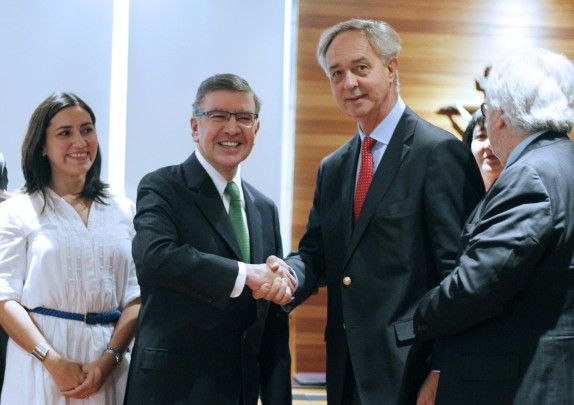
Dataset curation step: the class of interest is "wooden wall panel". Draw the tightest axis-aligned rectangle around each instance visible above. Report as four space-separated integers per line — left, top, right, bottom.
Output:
291 0 574 374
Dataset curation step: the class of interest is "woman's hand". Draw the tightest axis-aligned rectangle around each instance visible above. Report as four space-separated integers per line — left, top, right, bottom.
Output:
42 350 86 393
62 355 116 399
60 355 117 399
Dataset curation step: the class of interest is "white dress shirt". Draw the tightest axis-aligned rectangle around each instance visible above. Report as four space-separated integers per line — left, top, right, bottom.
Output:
195 150 247 297
355 97 406 190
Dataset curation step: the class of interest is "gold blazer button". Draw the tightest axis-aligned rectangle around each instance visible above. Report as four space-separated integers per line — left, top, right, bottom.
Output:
343 276 352 286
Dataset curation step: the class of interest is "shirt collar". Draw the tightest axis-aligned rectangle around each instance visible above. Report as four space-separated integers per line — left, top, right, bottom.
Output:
504 129 548 169
195 150 243 199
358 96 406 144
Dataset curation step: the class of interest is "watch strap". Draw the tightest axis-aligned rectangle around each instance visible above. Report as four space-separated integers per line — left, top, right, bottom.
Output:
104 347 123 364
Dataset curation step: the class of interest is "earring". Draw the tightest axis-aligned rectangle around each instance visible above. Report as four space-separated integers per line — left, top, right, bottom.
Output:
42 152 46 157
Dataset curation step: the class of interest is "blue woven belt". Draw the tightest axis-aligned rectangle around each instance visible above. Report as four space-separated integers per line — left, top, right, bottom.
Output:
28 307 121 325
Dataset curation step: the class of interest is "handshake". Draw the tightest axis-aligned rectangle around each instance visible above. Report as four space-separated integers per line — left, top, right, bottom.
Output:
245 256 297 306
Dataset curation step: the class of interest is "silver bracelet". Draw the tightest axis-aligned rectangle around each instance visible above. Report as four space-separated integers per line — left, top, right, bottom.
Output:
32 342 52 362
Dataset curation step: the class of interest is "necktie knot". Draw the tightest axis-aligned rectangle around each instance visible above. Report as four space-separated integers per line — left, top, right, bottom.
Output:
362 136 376 151
225 181 241 201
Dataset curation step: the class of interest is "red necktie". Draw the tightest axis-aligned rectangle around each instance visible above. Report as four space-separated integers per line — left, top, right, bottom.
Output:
354 136 376 223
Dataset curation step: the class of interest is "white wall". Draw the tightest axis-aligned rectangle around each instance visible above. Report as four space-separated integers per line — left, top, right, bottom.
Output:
124 0 288 206
0 0 114 193
0 0 293 250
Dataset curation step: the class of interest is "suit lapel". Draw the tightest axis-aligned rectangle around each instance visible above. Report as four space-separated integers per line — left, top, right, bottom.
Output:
243 182 271 319
338 139 360 250
243 183 263 265
184 154 267 323
343 109 414 269
183 154 243 261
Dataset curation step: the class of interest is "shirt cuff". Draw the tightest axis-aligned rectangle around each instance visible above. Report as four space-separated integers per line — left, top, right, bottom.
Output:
231 261 246 297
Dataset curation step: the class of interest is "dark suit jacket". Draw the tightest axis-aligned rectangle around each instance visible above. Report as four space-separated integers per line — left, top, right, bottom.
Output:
414 131 574 405
124 153 291 405
286 107 484 405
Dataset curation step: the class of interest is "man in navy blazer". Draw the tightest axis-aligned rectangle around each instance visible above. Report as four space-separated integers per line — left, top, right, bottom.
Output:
414 48 574 405
284 19 485 405
124 74 295 405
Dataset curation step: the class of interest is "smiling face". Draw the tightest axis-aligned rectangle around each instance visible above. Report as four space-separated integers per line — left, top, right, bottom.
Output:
470 120 503 190
325 29 398 134
43 106 98 185
190 90 259 180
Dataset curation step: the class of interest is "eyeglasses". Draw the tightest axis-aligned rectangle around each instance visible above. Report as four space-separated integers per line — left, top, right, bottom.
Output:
196 111 258 128
480 102 488 119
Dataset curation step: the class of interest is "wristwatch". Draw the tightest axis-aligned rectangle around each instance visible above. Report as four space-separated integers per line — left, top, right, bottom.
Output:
32 342 52 362
104 347 123 364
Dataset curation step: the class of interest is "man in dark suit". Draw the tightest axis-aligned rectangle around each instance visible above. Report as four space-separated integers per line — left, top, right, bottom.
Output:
124 74 295 405
283 19 484 405
414 48 574 405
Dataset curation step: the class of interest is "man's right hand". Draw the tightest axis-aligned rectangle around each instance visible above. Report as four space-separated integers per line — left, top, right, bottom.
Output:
245 256 296 305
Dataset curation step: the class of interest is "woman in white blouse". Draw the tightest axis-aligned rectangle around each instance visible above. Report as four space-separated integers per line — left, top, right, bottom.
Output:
0 92 141 404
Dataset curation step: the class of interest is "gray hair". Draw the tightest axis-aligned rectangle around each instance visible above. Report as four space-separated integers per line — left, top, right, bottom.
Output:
486 48 574 135
192 73 262 115
316 18 402 88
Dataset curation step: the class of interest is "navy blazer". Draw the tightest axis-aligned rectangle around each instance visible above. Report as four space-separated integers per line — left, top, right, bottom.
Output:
124 153 291 405
415 132 574 404
287 107 484 405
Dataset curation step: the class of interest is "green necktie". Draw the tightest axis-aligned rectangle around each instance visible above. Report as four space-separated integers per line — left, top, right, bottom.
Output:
225 182 251 263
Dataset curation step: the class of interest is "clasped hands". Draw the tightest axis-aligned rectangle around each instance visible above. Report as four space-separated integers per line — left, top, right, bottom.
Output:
43 349 116 400
245 256 296 305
